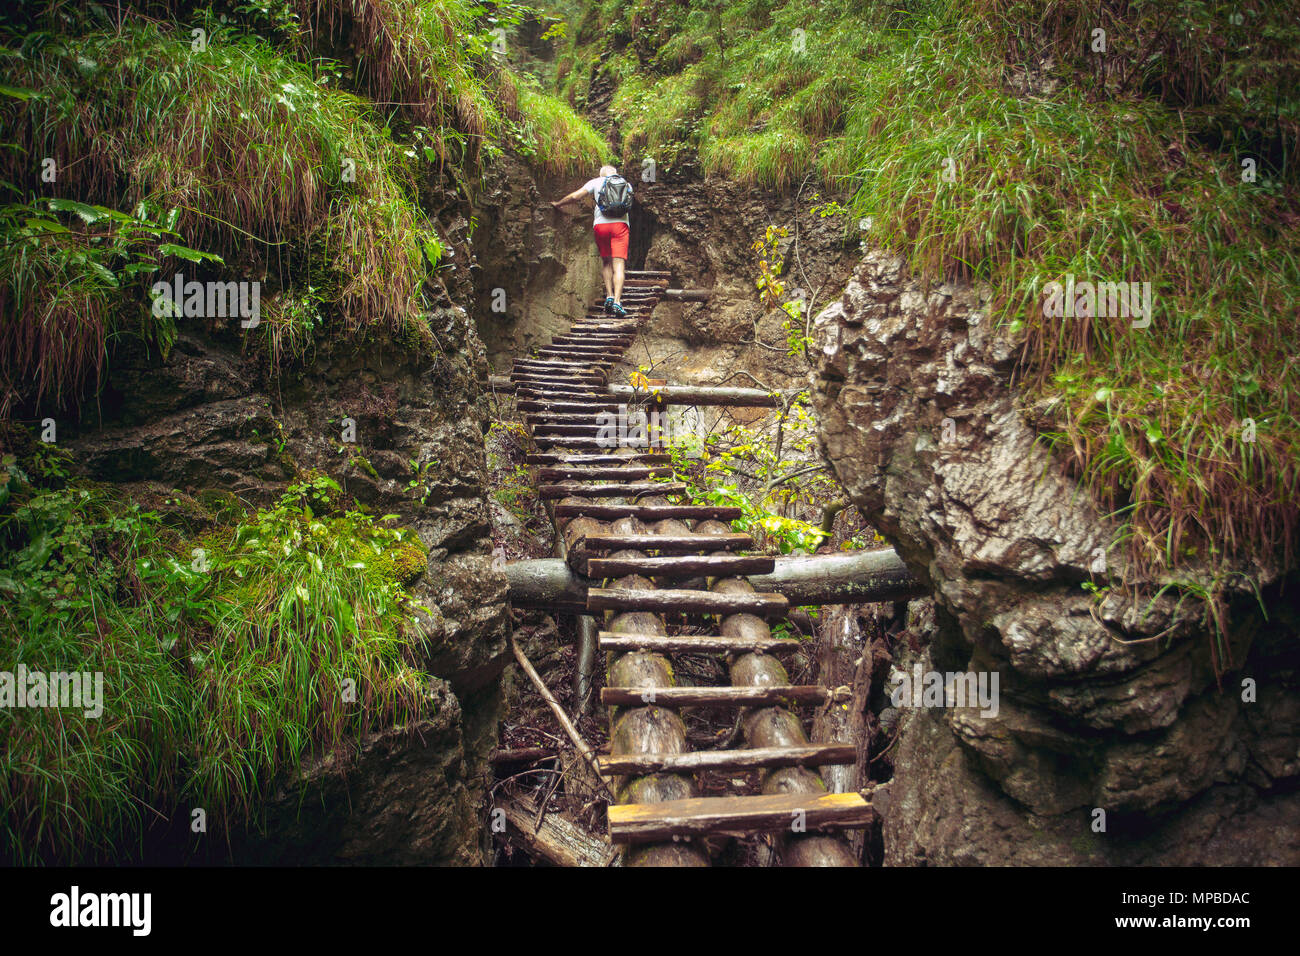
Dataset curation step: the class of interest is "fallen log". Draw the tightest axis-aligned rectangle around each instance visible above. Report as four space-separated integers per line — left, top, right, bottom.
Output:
504 549 924 610
488 378 780 407
495 794 619 867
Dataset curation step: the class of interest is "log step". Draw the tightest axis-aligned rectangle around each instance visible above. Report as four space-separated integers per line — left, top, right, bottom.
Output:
531 423 612 435
598 743 854 776
535 466 672 480
587 554 775 578
607 792 872 844
538 481 687 500
598 632 799 654
580 533 754 553
555 504 741 521
526 453 671 465
626 269 672 278
518 401 623 414
601 684 831 707
587 587 788 616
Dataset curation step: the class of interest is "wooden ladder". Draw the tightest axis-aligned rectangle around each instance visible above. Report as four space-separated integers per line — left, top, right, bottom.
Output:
508 270 868 866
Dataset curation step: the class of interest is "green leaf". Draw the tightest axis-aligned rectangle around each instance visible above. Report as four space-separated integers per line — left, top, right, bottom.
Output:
158 242 224 264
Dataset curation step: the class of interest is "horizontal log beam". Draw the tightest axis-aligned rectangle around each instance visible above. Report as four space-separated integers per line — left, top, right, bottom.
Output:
587 554 776 578
597 632 800 654
597 743 854 775
607 792 872 844
504 548 924 610
662 289 713 302
588 587 788 616
601 684 834 707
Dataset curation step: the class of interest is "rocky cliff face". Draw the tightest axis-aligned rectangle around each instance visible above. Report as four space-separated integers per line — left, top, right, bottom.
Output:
810 250 1300 865
62 212 509 867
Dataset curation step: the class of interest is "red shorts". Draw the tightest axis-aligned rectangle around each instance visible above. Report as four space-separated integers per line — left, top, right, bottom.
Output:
593 222 629 260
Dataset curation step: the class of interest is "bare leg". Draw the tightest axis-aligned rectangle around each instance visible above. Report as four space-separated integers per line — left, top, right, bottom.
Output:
613 257 626 303
601 257 614 298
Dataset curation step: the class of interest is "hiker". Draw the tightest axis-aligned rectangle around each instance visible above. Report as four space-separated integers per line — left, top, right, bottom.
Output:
551 165 634 317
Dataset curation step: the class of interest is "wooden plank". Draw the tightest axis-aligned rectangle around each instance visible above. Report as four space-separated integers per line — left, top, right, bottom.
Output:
526 453 671 465
597 632 800 654
554 504 741 521
535 466 671 480
607 792 872 843
598 744 855 776
601 684 830 707
539 481 687 499
587 554 775 578
626 270 672 278
587 587 788 616
531 423 612 435
581 533 754 553
518 401 623 414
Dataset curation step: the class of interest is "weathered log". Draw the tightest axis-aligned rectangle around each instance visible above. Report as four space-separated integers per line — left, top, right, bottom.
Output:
539 481 687 500
597 743 855 775
525 452 670 465
587 554 775 579
588 587 788 616
607 792 873 844
597 631 800 655
606 384 779 407
504 549 923 610
535 466 672 481
553 503 742 521
661 288 713 302
496 794 619 867
579 532 755 554
601 684 837 707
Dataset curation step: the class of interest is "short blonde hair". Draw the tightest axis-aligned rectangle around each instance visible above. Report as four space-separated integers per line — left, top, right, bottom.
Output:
599 165 617 177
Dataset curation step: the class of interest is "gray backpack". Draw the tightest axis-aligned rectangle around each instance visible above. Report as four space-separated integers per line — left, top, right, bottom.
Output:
596 175 634 216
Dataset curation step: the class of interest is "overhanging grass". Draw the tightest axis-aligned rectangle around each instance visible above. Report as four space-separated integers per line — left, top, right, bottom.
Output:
515 86 613 175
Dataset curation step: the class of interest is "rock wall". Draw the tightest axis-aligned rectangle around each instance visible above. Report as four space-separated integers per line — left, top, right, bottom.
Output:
810 250 1300 865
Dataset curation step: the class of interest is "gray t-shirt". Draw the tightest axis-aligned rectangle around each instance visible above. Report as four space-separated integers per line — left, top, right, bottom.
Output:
584 176 630 226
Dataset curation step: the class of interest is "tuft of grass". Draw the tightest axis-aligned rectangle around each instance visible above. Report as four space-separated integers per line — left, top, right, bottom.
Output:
0 458 433 864
514 85 613 175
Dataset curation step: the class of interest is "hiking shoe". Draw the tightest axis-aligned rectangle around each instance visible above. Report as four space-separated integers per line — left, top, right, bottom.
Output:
603 296 615 313
610 301 628 318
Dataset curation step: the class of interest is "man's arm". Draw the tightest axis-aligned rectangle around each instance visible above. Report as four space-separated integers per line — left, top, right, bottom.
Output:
551 185 590 209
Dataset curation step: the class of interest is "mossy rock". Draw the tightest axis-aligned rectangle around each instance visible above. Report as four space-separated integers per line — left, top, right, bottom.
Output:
368 535 429 586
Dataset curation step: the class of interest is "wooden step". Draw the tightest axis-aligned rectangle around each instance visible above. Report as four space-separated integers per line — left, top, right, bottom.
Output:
534 466 672 480
554 503 741 521
536 343 625 353
626 270 672 279
533 436 659 448
598 743 854 776
538 481 687 500
527 453 671 466
598 632 800 654
531 423 611 435
623 278 670 288
587 587 788 616
580 533 753 553
526 413 611 425
513 374 606 386
601 684 831 707
607 792 872 844
518 401 622 414
586 554 775 578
